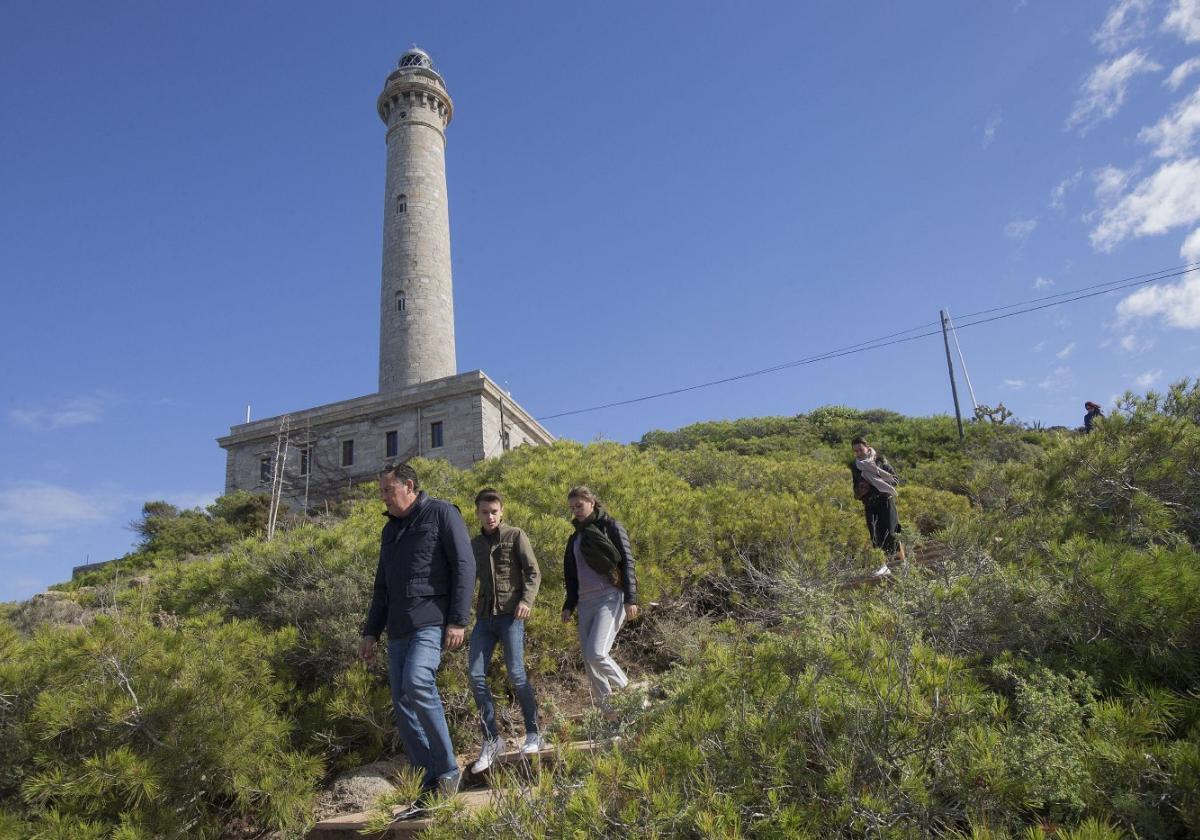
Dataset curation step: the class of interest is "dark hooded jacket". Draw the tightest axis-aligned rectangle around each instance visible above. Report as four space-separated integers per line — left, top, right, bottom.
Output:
562 507 638 614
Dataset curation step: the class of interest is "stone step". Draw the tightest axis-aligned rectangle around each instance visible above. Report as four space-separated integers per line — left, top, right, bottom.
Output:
307 739 617 839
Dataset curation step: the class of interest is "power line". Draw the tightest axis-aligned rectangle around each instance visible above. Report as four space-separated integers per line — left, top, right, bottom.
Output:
535 262 1199 422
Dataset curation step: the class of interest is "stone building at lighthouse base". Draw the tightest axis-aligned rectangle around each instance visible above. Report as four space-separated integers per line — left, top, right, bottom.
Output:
217 371 554 511
217 48 554 510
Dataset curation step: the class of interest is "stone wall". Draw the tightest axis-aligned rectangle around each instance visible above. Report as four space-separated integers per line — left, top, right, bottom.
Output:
218 372 553 510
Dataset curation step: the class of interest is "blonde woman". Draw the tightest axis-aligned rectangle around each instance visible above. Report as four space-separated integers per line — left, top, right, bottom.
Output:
560 486 638 715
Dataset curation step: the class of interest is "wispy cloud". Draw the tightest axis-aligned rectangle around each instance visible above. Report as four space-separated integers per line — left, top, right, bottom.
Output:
1119 332 1154 352
0 482 112 531
1067 49 1161 133
1050 171 1083 209
9 394 111 431
1093 165 1134 203
1039 366 1074 392
1164 0 1200 43
150 491 220 512
1117 273 1200 327
1034 276 1055 289
1134 368 1164 388
1005 218 1038 240
1057 341 1077 358
1182 226 1200 260
1165 57 1200 90
1003 378 1027 389
1138 86 1200 158
1095 0 1154 53
1091 157 1200 250
1032 340 1046 352
982 108 1003 149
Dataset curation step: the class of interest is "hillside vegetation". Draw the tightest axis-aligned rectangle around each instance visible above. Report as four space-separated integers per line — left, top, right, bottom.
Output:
1 383 1198 839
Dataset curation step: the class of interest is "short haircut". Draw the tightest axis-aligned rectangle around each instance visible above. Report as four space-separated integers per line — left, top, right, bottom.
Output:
568 485 599 505
475 488 504 508
380 461 420 490
851 436 869 447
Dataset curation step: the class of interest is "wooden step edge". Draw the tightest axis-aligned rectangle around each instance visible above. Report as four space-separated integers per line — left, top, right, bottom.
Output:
466 737 619 779
308 741 619 838
308 789 493 839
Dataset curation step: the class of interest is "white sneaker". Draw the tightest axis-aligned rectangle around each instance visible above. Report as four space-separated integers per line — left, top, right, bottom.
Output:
521 733 543 754
872 564 891 577
470 738 503 773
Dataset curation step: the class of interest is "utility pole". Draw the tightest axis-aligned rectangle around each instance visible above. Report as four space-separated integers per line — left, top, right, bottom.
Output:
940 309 965 442
945 309 978 412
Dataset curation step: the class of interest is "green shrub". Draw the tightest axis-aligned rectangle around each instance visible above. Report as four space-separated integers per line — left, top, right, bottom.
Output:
0 614 320 838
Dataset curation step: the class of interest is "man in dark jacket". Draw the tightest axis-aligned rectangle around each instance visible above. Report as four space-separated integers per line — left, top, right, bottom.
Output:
359 462 474 814
467 488 542 772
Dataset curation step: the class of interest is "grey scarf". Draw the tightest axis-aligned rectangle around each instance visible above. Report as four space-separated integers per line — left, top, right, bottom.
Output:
856 448 898 497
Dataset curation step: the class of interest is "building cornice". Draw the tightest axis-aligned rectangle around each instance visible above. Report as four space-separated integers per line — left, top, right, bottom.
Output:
217 371 554 448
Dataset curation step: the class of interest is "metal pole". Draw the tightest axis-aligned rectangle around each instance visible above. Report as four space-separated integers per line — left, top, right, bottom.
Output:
945 309 978 411
941 309 965 442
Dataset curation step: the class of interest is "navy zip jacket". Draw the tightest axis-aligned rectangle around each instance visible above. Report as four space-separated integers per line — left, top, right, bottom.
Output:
363 491 476 640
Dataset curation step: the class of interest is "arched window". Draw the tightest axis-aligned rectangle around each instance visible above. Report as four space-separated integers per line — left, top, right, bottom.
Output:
396 194 407 214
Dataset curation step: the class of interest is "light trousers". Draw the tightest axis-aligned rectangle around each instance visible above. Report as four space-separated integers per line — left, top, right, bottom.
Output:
577 588 629 705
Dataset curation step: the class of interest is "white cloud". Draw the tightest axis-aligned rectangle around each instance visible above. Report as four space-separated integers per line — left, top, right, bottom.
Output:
1067 50 1162 132
1119 332 1155 352
1003 378 1027 389
1005 218 1038 240
1135 368 1164 387
0 482 111 531
154 491 220 512
1091 157 1200 250
1165 57 1200 90
1164 0 1200 42
1034 276 1055 289
1093 165 1134 203
1181 226 1200 260
1033 340 1046 352
1050 171 1084 209
1095 0 1154 53
1057 341 1077 358
1117 272 1200 327
982 108 1003 148
1138 86 1200 157
1039 366 1074 392
8 395 109 431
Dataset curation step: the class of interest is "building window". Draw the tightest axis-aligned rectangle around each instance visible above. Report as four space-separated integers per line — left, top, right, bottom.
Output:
259 456 272 483
385 430 398 458
341 440 354 467
396 194 407 214
396 296 406 312
299 447 310 477
430 421 444 449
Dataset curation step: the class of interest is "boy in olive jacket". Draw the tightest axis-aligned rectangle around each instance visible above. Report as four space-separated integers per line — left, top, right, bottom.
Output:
467 488 542 771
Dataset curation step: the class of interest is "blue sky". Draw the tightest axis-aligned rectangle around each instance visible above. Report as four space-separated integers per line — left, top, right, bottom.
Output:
3 1 1199 601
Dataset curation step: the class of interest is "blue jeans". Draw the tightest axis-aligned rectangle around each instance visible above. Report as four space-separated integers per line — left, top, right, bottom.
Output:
387 626 458 788
467 613 539 739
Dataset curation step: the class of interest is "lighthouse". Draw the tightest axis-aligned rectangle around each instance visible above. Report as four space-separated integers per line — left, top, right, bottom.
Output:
377 48 457 392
